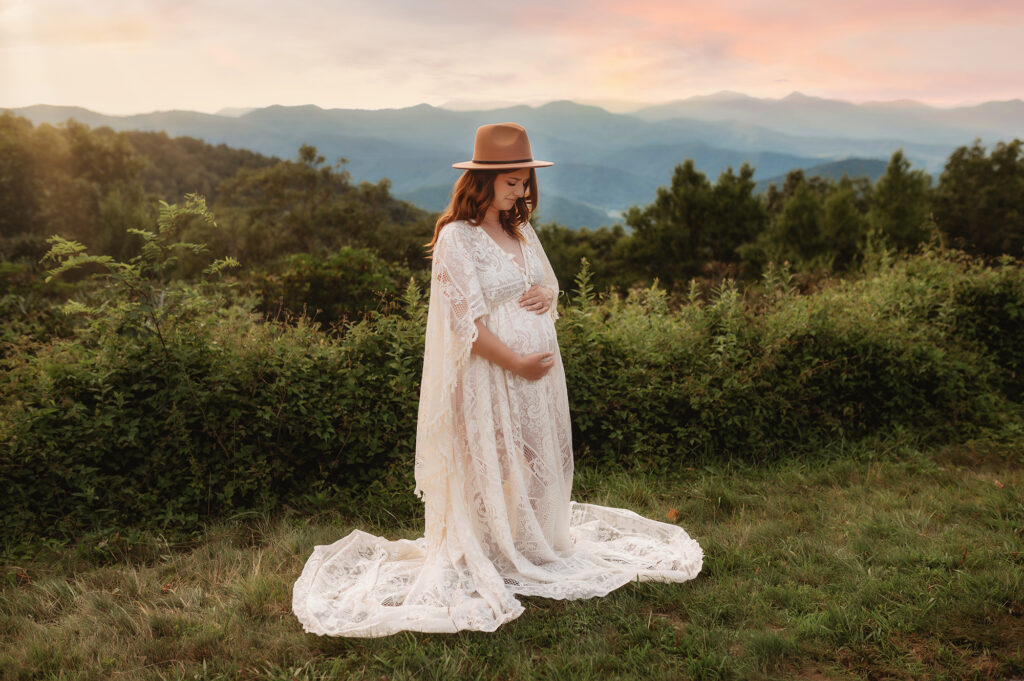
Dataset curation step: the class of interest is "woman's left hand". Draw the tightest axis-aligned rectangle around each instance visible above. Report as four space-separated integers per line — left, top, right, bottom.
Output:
518 285 554 314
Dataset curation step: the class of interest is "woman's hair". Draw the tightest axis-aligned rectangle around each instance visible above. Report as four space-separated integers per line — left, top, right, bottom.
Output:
425 168 539 256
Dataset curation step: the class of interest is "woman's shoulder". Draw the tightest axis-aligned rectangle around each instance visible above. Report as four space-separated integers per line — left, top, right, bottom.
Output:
435 220 477 253
438 219 476 242
521 220 539 240
440 218 472 232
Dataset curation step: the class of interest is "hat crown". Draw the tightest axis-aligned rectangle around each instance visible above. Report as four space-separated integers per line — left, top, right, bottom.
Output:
451 122 552 170
473 123 533 163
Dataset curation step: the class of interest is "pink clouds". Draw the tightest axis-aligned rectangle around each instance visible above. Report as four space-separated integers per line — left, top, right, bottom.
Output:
555 0 1024 104
0 0 1021 114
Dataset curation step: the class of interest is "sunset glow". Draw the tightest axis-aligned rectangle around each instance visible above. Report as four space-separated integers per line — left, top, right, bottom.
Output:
1 0 1022 115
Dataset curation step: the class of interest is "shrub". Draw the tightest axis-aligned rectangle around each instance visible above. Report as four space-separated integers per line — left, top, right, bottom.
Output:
559 255 1017 469
248 246 425 328
0 261 79 353
1 212 1022 549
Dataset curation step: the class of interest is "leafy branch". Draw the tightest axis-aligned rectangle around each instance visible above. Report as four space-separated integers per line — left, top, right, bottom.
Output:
42 193 239 331
41 193 241 457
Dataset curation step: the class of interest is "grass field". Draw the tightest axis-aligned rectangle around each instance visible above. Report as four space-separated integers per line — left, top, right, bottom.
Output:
2 436 1022 680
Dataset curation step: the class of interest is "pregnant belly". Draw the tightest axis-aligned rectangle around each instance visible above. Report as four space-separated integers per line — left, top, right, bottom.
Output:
489 299 558 356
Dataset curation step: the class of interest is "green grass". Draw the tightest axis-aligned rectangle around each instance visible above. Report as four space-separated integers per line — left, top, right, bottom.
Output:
2 437 1022 680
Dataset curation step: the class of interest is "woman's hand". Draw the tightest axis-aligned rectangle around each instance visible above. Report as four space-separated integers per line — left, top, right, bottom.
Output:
518 285 554 314
515 351 555 380
472 320 553 381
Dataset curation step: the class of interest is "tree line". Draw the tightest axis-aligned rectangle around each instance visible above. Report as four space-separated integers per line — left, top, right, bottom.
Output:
541 141 1023 294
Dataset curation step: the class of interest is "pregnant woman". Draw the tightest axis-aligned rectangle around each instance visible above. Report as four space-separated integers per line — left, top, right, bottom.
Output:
292 123 703 637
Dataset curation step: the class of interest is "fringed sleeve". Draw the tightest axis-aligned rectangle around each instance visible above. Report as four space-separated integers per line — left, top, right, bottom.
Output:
413 222 489 502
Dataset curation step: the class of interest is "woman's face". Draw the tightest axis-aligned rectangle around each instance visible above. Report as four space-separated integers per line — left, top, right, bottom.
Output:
490 169 530 212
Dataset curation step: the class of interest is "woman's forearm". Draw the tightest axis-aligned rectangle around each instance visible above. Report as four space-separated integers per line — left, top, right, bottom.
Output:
471 320 522 373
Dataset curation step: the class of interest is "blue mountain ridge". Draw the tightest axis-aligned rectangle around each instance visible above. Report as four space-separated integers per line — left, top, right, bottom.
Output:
8 94 1017 228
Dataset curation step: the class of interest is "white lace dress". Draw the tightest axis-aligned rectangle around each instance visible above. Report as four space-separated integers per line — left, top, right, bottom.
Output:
292 219 703 637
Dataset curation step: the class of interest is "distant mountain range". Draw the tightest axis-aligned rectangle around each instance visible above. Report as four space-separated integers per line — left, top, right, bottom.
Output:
633 91 1024 145
7 92 1021 228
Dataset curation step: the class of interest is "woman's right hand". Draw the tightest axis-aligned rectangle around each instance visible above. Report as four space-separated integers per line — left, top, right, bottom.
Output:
516 351 555 380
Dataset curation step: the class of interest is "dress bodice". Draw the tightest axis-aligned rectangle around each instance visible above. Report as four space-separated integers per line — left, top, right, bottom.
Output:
444 220 547 310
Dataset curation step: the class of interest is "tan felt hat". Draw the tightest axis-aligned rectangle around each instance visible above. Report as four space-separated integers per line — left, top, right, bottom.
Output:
452 122 553 170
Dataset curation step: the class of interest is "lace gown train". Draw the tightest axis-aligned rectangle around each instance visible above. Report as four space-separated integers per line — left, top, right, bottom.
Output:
292 220 702 637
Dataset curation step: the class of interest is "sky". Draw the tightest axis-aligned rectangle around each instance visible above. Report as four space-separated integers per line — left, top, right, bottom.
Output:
2 0 1023 116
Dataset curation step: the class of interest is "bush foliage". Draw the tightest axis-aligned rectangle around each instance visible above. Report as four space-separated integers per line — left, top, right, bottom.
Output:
1 196 1023 550
249 246 427 328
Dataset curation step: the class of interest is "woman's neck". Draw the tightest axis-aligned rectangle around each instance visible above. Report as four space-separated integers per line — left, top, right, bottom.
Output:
482 204 501 227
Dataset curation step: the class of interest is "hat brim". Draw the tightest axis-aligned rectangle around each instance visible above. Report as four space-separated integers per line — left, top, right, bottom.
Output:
452 159 553 170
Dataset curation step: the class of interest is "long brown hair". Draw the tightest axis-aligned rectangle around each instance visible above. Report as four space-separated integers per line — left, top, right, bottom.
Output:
425 168 539 256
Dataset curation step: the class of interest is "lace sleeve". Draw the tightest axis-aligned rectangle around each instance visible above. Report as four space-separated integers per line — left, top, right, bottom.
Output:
413 222 488 502
524 221 560 322
433 223 489 336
